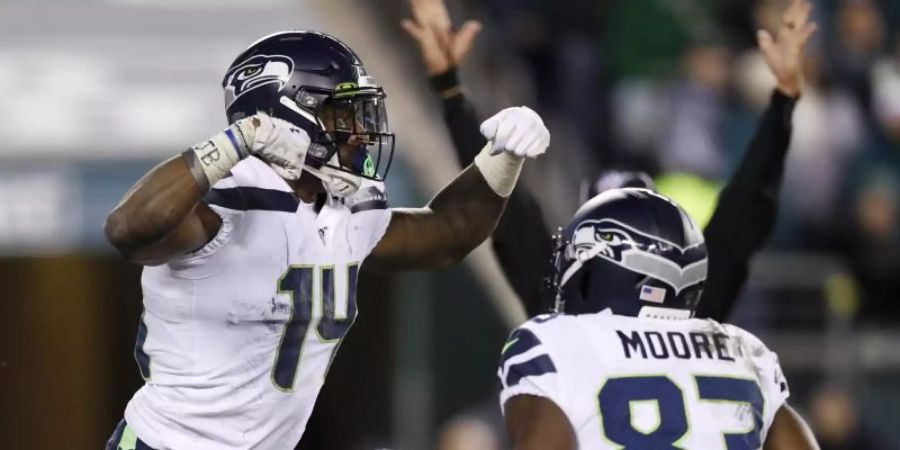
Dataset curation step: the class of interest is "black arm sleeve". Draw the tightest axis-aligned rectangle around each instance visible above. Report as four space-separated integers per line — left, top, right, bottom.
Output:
431 69 554 316
431 69 485 166
695 91 797 321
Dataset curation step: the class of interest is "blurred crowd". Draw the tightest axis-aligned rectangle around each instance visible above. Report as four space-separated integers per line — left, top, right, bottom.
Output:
364 0 900 448
341 0 900 447
472 0 900 326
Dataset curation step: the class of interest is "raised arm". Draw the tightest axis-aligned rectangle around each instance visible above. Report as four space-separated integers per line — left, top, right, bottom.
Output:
401 4 483 164
697 0 816 321
366 107 550 272
104 115 308 265
402 1 554 314
104 155 221 265
433 72 486 165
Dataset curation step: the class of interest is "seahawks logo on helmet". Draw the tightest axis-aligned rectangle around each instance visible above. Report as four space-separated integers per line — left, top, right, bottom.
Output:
223 54 294 107
563 218 707 294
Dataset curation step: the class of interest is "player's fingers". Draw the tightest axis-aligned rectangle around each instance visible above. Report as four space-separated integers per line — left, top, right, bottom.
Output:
264 150 288 167
408 0 438 24
532 133 551 158
757 29 775 54
414 0 451 30
401 19 427 41
509 107 548 157
432 4 453 33
794 0 813 29
492 118 513 154
792 1 813 30
514 130 543 158
800 23 818 43
453 20 482 61
412 2 451 40
424 23 451 57
253 115 278 145
250 113 267 133
784 0 804 21
480 112 503 141
504 122 530 154
780 0 804 33
277 152 299 167
432 16 452 37
801 1 813 20
289 135 311 153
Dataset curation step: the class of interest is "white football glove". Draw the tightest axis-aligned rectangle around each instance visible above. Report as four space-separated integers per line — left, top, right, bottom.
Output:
189 113 310 187
479 106 550 158
250 114 310 181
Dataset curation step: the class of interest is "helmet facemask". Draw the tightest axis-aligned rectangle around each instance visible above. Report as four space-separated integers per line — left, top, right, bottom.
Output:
547 231 567 314
296 82 394 197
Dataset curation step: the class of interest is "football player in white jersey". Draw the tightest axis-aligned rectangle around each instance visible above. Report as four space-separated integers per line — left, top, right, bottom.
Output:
103 31 550 450
498 189 819 450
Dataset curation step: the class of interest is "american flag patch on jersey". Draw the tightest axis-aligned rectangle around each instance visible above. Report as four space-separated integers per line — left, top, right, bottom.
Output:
640 285 666 303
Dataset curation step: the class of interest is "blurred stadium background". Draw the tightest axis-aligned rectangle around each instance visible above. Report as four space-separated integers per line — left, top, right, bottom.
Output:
2 0 900 448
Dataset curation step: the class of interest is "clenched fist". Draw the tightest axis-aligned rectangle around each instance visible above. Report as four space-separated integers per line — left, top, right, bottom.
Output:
480 106 550 159
248 114 310 181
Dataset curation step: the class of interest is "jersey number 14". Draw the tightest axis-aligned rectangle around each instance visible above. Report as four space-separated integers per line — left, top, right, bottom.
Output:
132 264 360 390
271 263 359 392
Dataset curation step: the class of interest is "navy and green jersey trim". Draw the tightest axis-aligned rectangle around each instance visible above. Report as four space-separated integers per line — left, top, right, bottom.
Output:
506 354 557 388
205 187 299 212
500 328 557 388
501 328 543 363
105 420 156 450
134 315 151 380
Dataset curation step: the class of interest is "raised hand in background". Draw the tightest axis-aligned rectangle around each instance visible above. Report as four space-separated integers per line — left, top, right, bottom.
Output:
402 0 482 76
757 0 818 98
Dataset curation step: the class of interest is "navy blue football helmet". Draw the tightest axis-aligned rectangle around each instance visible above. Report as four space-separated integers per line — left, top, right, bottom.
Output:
222 30 394 182
549 188 707 318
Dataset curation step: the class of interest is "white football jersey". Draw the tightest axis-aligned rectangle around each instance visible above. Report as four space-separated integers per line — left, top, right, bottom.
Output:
498 311 790 450
124 157 392 450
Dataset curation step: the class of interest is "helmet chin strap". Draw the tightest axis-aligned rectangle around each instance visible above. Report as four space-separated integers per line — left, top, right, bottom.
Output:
303 164 361 198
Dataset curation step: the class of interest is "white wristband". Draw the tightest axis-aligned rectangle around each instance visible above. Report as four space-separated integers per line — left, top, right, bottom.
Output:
188 118 257 188
473 142 524 198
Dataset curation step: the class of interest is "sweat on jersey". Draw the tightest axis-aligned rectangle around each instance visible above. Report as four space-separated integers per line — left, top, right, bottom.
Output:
124 157 392 450
498 311 790 449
